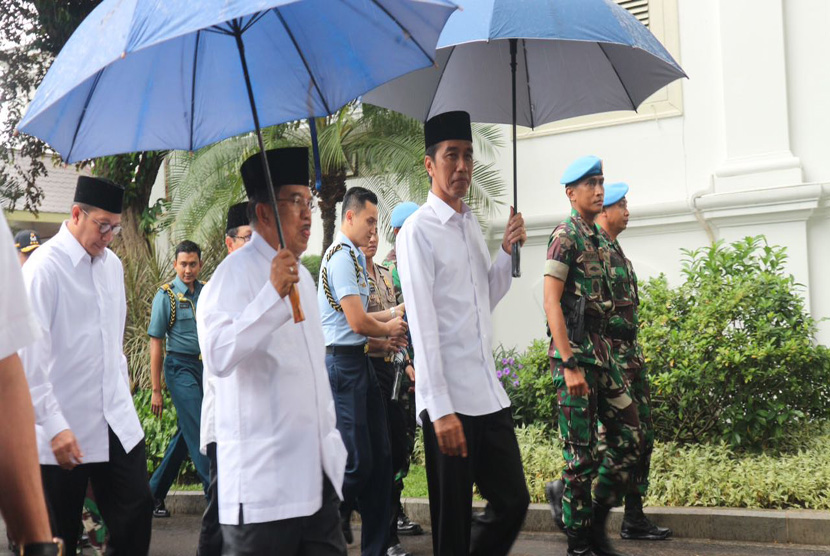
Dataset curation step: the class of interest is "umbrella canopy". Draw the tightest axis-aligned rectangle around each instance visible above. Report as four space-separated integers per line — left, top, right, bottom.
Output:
363 0 686 126
18 0 458 163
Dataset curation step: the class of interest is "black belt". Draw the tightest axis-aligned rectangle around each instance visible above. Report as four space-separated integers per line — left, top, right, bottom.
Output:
167 351 202 361
326 344 368 356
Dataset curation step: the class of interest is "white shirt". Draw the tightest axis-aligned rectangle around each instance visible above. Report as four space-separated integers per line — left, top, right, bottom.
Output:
199 280 217 455
0 212 40 358
398 192 513 422
197 232 347 525
19 222 144 464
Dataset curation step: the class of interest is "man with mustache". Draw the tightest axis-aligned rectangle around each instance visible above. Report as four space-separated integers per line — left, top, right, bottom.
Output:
197 147 348 555
147 240 210 517
543 158 642 556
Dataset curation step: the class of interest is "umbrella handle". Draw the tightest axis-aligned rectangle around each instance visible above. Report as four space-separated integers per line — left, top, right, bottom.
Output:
512 242 521 278
289 284 305 323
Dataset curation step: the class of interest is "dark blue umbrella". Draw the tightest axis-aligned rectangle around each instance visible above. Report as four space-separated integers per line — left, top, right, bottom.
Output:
18 0 458 321
364 0 687 276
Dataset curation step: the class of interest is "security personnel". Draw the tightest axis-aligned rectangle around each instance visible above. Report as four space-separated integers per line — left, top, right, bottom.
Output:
14 229 41 265
597 183 671 541
382 202 419 296
147 241 210 517
318 186 407 556
542 156 642 556
362 231 415 556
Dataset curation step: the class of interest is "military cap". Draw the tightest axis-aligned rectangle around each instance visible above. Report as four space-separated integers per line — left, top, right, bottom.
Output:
603 182 629 207
240 147 309 199
14 229 41 253
561 155 603 186
226 202 250 233
424 111 472 150
390 202 419 228
74 176 125 214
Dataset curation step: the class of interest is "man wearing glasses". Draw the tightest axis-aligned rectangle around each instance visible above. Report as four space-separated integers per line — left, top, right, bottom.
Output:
147 240 210 518
20 176 153 556
224 202 253 251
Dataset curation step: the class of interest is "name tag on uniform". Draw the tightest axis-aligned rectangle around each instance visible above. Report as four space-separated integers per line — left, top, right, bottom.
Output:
179 302 190 309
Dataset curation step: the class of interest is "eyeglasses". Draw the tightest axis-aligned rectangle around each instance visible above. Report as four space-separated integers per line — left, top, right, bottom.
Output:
233 233 252 243
81 209 122 236
277 194 317 213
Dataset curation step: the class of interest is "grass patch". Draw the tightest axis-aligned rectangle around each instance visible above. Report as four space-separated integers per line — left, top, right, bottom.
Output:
401 464 429 499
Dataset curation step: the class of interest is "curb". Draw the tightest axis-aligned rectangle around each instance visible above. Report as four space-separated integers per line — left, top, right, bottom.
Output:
167 492 830 546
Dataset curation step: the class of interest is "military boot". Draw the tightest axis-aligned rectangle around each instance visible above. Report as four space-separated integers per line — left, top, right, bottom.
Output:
545 480 565 531
620 494 672 540
590 503 628 556
565 528 595 556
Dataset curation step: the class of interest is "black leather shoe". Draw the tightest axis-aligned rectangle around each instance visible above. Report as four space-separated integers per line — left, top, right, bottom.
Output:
396 507 423 536
565 528 595 556
591 503 627 556
153 498 171 518
620 494 672 540
386 543 413 556
545 480 565 531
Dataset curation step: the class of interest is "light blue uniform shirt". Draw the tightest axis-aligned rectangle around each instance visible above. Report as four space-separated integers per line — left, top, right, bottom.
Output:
148 275 202 355
318 231 370 346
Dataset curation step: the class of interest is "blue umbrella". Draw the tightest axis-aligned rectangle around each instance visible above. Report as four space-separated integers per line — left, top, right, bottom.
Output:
364 0 687 276
18 0 458 321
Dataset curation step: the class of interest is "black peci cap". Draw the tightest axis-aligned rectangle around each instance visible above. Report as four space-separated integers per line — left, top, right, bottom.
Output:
240 147 310 199
424 111 473 150
73 176 125 214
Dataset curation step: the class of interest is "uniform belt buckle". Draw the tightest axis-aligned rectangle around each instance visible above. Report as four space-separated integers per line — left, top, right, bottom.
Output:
364 344 369 354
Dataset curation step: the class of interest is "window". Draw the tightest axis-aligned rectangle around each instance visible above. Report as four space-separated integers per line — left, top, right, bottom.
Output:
517 0 682 139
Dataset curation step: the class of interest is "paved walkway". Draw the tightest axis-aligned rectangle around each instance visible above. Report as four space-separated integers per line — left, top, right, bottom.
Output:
4 515 829 555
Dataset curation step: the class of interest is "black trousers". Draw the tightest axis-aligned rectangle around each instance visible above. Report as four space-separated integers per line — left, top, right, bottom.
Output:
421 408 530 556
371 357 410 547
41 427 153 556
198 442 222 556
220 478 346 556
325 352 392 556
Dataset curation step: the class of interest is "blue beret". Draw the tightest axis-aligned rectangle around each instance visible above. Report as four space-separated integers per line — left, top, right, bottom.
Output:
390 202 419 228
603 182 629 207
561 155 603 186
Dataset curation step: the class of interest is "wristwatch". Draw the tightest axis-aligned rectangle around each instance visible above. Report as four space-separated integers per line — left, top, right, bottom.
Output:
562 356 578 370
21 539 64 556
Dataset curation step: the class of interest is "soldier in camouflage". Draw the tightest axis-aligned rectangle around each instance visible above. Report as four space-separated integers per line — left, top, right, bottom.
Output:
542 156 642 556
596 183 671 541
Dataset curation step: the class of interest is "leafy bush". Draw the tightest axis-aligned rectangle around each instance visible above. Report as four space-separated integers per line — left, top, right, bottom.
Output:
302 254 322 288
639 237 830 451
495 340 556 431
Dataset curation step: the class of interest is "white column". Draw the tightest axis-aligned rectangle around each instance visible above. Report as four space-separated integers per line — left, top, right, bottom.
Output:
714 0 802 192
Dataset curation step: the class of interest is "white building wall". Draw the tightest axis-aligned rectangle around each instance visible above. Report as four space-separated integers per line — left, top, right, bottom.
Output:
485 0 830 349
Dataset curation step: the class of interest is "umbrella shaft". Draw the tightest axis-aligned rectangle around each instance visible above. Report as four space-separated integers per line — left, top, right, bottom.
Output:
233 22 287 250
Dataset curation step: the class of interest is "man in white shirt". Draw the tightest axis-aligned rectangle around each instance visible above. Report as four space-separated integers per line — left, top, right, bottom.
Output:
197 148 348 556
397 111 530 556
197 201 251 556
19 176 152 556
0 212 62 556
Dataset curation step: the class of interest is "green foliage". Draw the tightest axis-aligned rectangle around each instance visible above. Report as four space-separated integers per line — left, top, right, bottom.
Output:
301 255 322 288
134 389 195 477
639 236 830 451
494 340 556 431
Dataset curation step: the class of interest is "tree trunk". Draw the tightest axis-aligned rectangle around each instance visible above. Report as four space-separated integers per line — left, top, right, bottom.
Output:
317 169 347 255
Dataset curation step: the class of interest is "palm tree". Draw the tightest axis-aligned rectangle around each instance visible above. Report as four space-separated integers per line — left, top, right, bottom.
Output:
162 104 506 255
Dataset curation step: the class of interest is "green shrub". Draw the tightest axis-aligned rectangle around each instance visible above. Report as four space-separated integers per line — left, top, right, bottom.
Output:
495 340 556 431
302 254 322 288
639 237 830 451
134 388 195 479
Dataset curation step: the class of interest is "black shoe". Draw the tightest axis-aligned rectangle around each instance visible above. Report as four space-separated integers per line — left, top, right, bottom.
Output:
620 494 672 540
386 543 413 556
341 511 353 545
590 503 627 556
396 506 423 536
545 480 565 531
153 498 171 518
565 528 595 556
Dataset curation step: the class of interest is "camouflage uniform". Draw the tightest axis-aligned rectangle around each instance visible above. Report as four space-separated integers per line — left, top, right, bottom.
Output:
545 208 642 531
598 229 653 497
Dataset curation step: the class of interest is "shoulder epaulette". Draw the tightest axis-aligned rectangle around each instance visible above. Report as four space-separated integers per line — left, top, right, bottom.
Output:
160 283 177 329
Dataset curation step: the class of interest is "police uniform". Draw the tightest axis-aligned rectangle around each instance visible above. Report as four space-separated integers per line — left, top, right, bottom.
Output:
598 183 671 541
544 157 642 555
147 275 210 503
319 226 392 556
15 229 41 254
